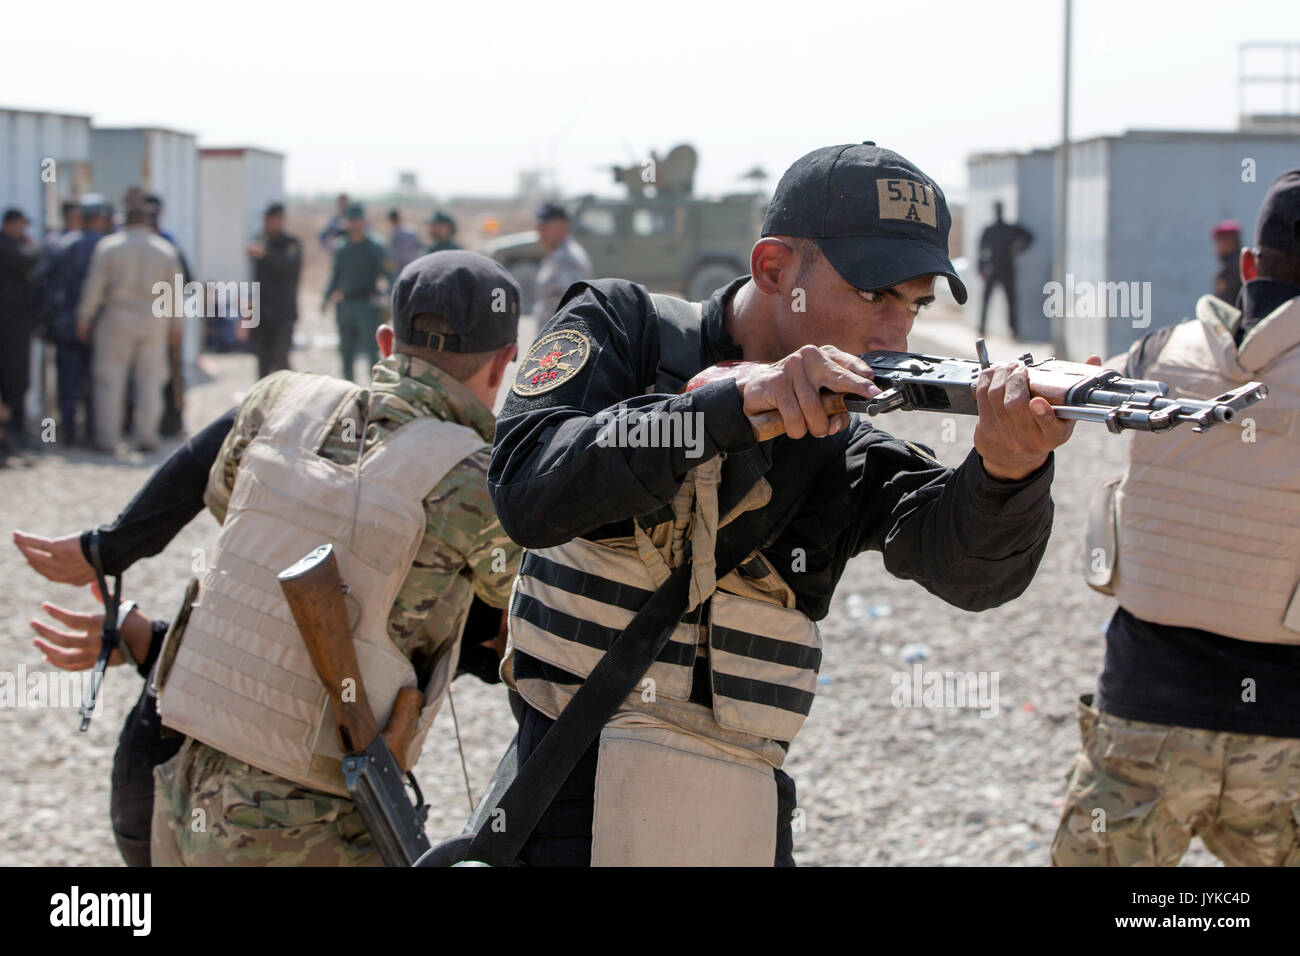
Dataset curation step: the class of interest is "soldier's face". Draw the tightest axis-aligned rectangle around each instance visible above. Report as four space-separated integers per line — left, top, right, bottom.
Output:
537 219 567 249
779 252 934 356
431 223 451 242
1213 235 1239 257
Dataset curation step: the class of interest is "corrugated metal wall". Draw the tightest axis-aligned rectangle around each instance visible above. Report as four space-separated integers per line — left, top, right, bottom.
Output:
198 149 284 284
964 150 1055 343
0 109 92 237
970 130 1298 360
89 127 198 266
1068 132 1300 360
145 130 198 269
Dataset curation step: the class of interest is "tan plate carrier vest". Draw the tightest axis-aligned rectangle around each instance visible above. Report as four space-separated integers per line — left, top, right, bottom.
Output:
508 454 824 751
156 373 488 796
1088 295 1300 644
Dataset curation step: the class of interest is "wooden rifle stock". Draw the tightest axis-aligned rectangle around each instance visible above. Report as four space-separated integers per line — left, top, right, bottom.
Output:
746 393 848 441
278 544 423 769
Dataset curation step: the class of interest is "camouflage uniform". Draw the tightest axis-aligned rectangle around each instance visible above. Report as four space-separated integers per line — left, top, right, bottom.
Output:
1051 694 1300 866
151 353 520 865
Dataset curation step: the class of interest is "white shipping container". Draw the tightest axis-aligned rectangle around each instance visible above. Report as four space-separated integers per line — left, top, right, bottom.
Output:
968 128 1300 359
91 126 200 364
90 126 198 266
0 106 93 238
0 107 94 432
964 148 1055 343
198 147 285 286
1064 130 1300 361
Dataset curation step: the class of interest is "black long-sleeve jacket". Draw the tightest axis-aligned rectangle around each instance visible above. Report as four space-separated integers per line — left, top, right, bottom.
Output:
489 277 1056 621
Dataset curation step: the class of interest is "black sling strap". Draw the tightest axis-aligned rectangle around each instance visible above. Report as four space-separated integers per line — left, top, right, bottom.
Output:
80 530 122 732
422 513 774 867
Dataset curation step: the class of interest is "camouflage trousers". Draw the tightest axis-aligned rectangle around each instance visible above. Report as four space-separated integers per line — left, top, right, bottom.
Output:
150 738 382 866
1052 694 1300 866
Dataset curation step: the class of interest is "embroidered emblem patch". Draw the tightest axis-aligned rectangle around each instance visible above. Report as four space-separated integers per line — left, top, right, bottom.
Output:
877 179 937 227
513 328 592 396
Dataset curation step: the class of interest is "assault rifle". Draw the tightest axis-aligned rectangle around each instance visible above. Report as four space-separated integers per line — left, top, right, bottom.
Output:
278 544 431 867
732 339 1268 441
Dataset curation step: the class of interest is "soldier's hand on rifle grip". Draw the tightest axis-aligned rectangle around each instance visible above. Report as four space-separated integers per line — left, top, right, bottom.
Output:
734 345 880 440
973 355 1101 481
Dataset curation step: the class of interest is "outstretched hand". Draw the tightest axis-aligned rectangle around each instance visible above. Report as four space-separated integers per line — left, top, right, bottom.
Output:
13 530 95 586
30 585 153 671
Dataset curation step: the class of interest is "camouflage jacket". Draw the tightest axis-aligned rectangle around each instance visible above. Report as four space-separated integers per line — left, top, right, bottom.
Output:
205 352 520 657
157 355 520 864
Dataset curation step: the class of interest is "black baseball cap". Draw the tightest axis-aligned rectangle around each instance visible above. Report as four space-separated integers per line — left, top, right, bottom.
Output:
391 250 520 352
536 202 568 223
3 208 29 225
762 142 967 304
264 202 285 217
429 210 456 228
1256 168 1300 258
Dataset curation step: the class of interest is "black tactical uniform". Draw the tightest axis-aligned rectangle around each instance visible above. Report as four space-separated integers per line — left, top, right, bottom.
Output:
250 230 302 377
488 275 1058 865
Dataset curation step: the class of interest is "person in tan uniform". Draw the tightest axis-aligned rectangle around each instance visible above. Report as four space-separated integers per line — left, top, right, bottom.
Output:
76 205 183 453
1054 169 1300 867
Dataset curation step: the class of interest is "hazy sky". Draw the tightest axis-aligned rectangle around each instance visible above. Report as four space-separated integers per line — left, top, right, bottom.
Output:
4 0 1297 200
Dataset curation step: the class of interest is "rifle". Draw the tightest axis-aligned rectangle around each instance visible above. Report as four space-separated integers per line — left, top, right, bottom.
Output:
278 544 432 867
79 530 120 731
725 339 1268 441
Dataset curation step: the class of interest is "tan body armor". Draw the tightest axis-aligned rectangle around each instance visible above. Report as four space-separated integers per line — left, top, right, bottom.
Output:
1089 295 1300 643
156 374 487 796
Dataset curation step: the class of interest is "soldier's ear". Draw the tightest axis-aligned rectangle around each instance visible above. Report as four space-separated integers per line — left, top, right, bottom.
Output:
1240 247 1256 283
750 238 794 296
376 324 395 359
487 342 519 391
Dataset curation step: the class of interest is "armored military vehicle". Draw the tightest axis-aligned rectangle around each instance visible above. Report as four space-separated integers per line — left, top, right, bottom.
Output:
485 144 764 311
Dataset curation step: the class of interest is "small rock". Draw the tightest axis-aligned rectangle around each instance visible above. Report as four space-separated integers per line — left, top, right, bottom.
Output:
900 643 930 663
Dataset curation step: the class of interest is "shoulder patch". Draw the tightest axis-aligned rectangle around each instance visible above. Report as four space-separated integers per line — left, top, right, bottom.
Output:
905 440 942 465
513 328 592 396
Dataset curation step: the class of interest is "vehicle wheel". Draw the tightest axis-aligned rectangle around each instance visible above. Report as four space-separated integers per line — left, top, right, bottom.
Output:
505 258 541 315
685 261 743 302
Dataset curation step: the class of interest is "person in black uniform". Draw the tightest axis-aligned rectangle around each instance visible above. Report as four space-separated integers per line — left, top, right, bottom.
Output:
977 201 1033 338
486 143 1085 866
0 208 42 457
246 203 302 378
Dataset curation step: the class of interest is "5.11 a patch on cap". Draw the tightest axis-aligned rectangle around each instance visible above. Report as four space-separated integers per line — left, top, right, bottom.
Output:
877 179 937 228
513 328 592 396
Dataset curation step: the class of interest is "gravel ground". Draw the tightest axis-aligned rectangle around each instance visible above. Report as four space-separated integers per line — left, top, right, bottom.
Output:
0 302 1218 867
